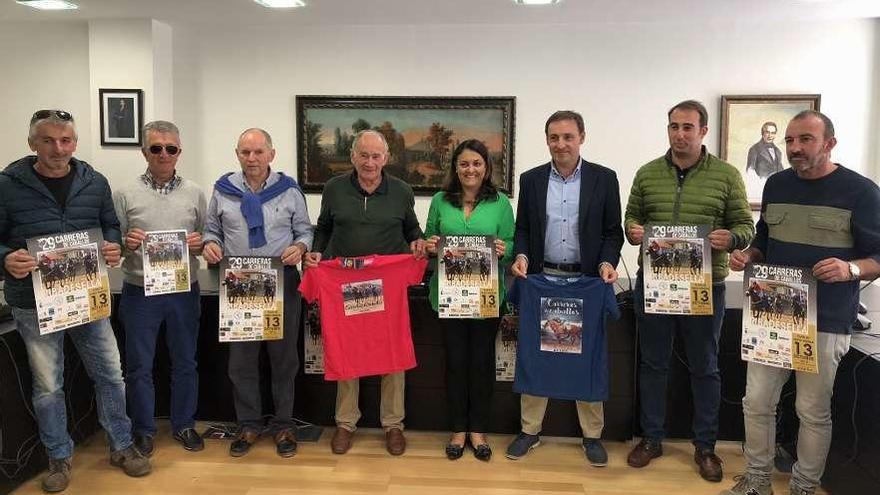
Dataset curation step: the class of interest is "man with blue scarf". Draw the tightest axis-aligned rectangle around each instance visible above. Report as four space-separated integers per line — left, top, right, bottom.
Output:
203 128 313 458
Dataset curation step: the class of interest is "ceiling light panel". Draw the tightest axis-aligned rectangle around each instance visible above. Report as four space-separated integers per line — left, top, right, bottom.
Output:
15 0 79 10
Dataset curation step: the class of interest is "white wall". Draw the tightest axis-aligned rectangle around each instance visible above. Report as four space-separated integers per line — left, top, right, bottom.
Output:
1 17 877 274
0 21 91 165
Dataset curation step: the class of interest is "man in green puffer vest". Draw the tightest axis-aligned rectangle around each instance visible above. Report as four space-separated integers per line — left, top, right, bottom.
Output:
623 100 754 483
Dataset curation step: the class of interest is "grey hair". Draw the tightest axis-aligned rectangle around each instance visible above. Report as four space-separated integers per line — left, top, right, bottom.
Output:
28 114 77 142
238 128 274 149
791 110 835 140
350 129 389 155
142 120 180 151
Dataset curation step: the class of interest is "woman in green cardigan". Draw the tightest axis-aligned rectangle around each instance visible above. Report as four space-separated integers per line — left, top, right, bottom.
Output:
424 139 514 461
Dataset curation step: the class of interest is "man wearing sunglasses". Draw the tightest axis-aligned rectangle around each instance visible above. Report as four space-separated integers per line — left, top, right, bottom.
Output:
0 110 151 492
112 120 207 457
203 128 313 459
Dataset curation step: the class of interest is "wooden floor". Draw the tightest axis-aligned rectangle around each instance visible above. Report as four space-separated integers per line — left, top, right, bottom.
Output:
13 421 825 495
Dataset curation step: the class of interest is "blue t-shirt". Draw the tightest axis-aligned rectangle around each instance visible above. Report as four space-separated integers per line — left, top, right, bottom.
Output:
508 274 620 401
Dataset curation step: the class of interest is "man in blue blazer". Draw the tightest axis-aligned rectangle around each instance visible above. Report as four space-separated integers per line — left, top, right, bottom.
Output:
506 110 624 467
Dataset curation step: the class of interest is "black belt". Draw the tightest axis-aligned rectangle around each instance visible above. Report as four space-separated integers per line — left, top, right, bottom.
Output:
543 261 581 273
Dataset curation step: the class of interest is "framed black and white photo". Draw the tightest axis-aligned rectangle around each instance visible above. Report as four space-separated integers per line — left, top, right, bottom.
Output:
99 88 144 146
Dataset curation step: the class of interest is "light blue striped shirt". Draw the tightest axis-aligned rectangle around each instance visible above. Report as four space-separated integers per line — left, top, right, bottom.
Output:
543 158 582 264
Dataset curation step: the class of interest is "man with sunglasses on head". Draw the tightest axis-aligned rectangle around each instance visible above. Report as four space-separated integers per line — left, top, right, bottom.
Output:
203 128 313 459
0 110 151 493
112 120 207 457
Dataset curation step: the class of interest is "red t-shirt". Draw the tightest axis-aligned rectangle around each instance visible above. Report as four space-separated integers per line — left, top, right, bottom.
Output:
299 254 427 380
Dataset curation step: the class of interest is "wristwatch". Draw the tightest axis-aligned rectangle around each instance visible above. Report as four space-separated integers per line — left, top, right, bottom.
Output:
848 261 861 281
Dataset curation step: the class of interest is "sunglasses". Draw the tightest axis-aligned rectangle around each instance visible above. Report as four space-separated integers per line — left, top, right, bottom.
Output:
30 110 73 125
148 144 181 156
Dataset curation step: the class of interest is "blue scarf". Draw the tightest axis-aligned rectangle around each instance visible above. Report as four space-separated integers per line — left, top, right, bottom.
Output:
214 171 299 248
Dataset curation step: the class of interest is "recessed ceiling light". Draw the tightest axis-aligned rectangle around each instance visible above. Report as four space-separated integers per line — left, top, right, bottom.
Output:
253 0 306 8
513 0 561 5
15 0 79 10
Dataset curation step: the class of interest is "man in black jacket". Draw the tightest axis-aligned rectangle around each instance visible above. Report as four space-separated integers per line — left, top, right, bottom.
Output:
0 110 150 493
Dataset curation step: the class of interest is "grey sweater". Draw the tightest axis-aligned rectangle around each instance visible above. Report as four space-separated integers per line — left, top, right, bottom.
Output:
113 177 207 286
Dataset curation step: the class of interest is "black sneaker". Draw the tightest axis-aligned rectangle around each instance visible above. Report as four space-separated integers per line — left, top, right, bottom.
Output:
133 434 154 457
174 428 205 452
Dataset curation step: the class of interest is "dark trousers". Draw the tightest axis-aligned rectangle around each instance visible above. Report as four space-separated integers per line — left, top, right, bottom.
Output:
441 317 499 433
228 267 302 434
121 281 201 436
635 273 725 450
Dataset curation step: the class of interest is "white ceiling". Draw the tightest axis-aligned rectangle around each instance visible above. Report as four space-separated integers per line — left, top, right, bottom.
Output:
1 0 879 26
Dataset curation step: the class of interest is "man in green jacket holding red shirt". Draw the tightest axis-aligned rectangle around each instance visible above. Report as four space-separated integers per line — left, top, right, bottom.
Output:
624 100 754 482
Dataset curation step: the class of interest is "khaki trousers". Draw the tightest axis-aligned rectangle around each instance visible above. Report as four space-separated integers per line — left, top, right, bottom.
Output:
335 371 405 432
520 393 604 438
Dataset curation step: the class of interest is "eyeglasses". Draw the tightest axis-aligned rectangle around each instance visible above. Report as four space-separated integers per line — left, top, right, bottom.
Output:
148 144 180 156
30 110 73 125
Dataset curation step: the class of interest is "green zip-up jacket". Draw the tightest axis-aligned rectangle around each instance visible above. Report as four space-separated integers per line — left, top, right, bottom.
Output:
624 147 755 281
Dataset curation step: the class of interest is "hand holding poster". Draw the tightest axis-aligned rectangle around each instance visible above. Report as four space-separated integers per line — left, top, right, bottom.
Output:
142 229 190 296
27 228 111 334
741 263 818 373
642 224 713 315
437 235 498 318
219 256 284 342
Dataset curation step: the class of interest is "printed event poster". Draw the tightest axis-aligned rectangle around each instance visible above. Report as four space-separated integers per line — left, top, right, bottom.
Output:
303 302 324 374
642 224 713 315
219 256 283 342
142 229 190 296
741 263 818 373
437 235 498 318
539 297 583 354
28 228 111 335
495 313 518 381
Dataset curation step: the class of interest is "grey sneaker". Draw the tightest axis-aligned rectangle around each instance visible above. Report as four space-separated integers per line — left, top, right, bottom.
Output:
582 438 608 467
41 458 71 493
719 474 773 495
109 445 152 477
788 485 814 495
505 432 541 459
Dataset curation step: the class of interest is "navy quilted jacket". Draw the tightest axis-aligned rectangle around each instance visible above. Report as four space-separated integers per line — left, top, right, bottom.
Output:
0 156 121 308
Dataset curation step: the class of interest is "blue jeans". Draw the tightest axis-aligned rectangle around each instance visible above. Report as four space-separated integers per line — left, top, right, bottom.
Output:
634 273 725 450
120 282 201 436
12 308 132 460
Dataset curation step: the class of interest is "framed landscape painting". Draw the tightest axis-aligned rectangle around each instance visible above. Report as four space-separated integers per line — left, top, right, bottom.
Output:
296 95 516 196
720 94 821 209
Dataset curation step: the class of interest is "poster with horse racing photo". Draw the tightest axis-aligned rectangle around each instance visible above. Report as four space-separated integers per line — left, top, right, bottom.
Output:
642 224 713 315
142 229 190 296
741 263 818 373
27 228 111 335
219 256 283 342
437 235 498 318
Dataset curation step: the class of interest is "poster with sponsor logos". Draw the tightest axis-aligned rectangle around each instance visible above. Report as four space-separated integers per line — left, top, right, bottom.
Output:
495 313 518 381
437 235 498 318
27 228 111 335
303 301 324 374
142 229 190 296
219 256 283 342
539 297 583 353
741 263 818 373
642 224 713 315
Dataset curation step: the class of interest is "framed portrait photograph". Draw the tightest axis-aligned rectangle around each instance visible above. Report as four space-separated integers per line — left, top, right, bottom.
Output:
296 95 516 196
720 94 821 209
99 88 144 147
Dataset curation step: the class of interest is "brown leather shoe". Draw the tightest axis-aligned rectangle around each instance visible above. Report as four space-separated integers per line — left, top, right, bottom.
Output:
694 448 723 482
229 430 260 458
627 438 663 468
274 429 297 458
331 427 354 454
385 428 406 456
